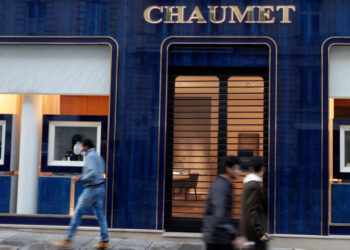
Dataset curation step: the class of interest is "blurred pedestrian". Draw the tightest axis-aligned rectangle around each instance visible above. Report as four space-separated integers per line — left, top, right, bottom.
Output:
202 156 247 250
240 158 270 250
52 139 109 249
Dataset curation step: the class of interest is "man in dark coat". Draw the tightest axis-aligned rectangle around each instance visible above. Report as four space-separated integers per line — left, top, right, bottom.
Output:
202 156 247 250
240 159 270 250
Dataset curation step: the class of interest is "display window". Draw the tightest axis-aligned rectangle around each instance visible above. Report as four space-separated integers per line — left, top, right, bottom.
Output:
0 121 6 165
340 125 350 173
330 100 350 179
0 94 110 215
0 42 114 217
42 115 108 173
0 115 13 171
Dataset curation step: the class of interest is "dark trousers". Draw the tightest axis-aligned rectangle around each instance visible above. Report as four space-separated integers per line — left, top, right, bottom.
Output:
206 243 234 250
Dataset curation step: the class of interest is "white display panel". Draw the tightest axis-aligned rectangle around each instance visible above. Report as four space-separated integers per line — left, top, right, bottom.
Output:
47 121 101 167
0 45 111 95
330 46 350 98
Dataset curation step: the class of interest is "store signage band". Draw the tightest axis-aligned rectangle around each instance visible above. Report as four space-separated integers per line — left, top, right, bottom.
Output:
144 5 296 24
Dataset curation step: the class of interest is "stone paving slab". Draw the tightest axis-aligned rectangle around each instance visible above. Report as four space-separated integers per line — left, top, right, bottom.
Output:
177 243 204 250
0 245 19 250
19 242 56 250
0 231 17 240
113 239 152 250
147 241 178 250
0 232 42 247
81 237 122 250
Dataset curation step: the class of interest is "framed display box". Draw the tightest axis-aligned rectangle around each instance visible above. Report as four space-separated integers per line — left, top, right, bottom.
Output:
333 119 350 178
340 125 350 173
41 115 108 173
0 114 13 171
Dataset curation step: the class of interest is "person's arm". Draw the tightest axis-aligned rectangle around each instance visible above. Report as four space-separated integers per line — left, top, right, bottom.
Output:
246 183 265 238
80 156 99 183
211 184 237 239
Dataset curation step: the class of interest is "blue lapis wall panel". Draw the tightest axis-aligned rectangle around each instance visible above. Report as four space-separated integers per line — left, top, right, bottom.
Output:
38 177 70 215
331 184 350 224
0 0 346 234
0 176 11 213
168 45 269 68
111 0 322 233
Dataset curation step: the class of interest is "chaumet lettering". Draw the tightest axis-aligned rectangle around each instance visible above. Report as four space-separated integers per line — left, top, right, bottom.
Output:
144 5 296 24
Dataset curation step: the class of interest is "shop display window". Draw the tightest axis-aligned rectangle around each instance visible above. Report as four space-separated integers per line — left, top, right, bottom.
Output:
49 121 100 166
0 121 5 165
340 125 350 173
332 118 350 179
0 115 13 171
41 115 108 173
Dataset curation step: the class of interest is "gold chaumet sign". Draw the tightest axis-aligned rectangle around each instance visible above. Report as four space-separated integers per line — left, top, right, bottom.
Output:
144 5 296 24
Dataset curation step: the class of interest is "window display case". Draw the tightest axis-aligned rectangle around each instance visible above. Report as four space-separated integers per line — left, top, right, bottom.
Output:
340 125 350 173
41 115 107 173
0 115 13 171
333 119 350 178
0 120 5 165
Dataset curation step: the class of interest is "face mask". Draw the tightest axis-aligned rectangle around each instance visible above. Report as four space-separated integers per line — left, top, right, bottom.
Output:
73 142 83 155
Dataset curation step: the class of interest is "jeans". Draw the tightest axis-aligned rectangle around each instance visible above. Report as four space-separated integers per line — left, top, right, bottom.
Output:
67 186 109 241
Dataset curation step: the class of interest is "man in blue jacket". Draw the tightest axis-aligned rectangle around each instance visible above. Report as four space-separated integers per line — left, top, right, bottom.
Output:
53 139 109 249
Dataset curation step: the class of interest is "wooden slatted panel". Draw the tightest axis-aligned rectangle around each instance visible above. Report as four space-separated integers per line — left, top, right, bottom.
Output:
166 75 268 226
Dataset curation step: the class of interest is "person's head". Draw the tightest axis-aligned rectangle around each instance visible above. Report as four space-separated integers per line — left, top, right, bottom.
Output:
219 156 241 179
81 139 95 152
250 158 266 176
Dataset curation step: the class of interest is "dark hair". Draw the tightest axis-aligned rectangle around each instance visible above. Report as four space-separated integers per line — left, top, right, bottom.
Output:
250 158 265 173
218 156 240 174
82 139 95 149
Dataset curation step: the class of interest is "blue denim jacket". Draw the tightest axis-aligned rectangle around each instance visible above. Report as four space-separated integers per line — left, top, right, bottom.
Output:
80 148 105 188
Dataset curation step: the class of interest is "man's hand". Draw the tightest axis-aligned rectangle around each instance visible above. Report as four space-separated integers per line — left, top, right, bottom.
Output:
260 233 271 242
73 175 82 182
233 236 248 249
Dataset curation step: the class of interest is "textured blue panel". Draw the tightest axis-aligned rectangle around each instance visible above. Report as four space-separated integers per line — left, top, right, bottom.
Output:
331 184 350 224
0 176 11 213
168 45 269 67
112 0 322 232
38 177 70 215
330 226 350 235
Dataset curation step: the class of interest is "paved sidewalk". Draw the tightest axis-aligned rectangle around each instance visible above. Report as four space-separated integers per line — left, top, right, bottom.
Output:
0 229 303 250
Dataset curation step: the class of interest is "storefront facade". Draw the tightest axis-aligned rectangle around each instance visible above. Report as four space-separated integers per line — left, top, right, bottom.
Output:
0 0 348 236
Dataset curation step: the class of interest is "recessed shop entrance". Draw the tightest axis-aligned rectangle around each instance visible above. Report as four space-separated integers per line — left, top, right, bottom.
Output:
160 41 273 232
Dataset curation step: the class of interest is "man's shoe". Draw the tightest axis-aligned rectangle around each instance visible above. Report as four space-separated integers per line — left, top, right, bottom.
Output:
52 239 72 248
92 240 110 249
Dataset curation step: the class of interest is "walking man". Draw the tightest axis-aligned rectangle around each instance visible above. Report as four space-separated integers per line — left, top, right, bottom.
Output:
202 156 247 250
240 158 270 250
53 139 109 249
